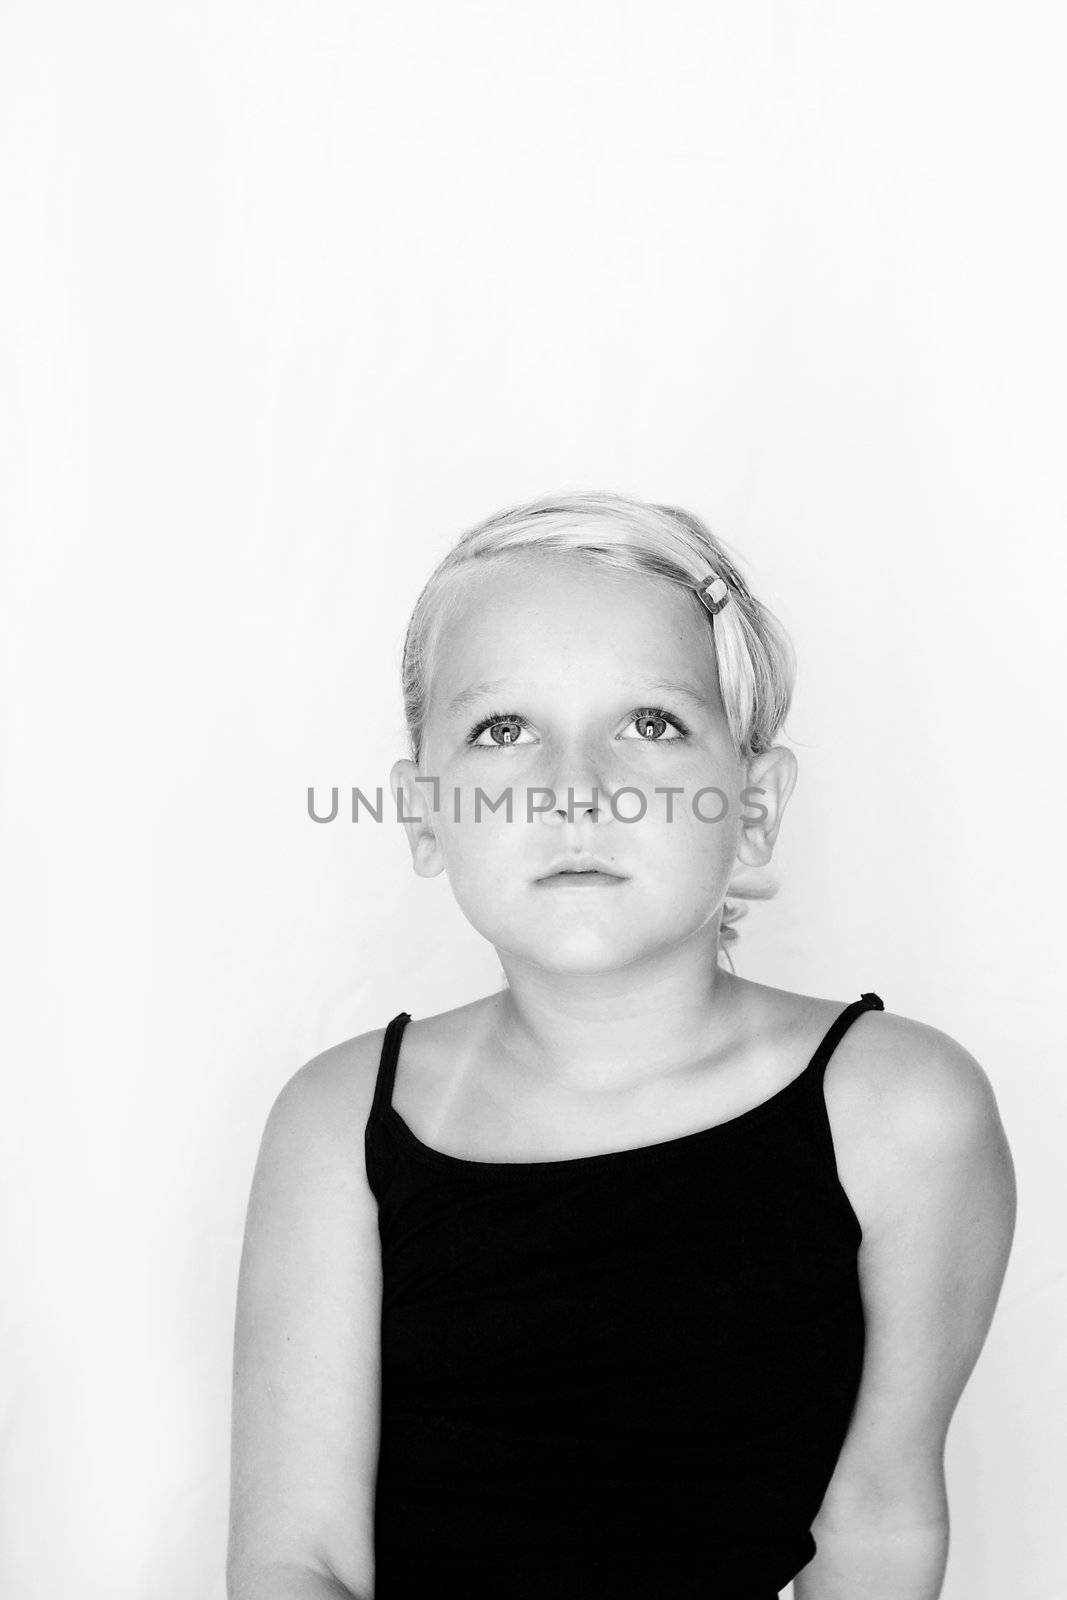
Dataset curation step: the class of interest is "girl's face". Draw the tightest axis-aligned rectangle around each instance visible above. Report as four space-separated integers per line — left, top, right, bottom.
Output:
399 551 757 977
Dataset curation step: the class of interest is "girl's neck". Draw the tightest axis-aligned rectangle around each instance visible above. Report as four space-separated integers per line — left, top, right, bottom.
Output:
486 943 749 1095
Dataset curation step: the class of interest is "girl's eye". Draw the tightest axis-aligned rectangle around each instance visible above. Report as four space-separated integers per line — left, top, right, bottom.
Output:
466 713 534 749
620 707 690 743
465 706 690 748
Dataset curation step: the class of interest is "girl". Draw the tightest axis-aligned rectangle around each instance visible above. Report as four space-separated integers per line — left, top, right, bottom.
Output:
228 492 1017 1600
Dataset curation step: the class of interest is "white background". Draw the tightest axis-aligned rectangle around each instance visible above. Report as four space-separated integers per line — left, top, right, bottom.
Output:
2 3 1065 1597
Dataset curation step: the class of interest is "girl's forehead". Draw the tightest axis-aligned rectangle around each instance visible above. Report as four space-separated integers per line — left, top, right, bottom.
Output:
430 555 718 702
443 551 697 632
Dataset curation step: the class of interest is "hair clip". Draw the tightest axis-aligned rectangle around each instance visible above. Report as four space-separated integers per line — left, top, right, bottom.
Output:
696 572 730 616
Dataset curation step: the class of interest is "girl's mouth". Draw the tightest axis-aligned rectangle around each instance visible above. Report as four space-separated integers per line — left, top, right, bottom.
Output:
535 871 628 888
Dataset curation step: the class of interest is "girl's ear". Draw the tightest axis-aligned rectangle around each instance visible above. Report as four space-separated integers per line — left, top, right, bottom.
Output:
390 758 446 879
735 746 798 868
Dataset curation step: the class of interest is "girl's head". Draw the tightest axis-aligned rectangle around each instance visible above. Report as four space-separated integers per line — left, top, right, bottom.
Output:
392 491 798 977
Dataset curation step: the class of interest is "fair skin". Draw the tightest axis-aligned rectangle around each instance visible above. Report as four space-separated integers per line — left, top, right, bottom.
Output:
227 551 1016 1600
394 552 797 1093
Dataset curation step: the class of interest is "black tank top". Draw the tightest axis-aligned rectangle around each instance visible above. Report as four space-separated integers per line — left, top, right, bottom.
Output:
365 992 885 1600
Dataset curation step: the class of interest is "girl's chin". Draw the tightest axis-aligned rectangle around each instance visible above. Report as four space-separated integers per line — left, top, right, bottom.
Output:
511 930 656 970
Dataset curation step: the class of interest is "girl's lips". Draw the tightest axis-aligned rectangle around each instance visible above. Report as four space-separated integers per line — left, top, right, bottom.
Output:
535 872 628 887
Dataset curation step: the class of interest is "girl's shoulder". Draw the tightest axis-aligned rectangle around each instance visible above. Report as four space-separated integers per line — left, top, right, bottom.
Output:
717 978 999 1124
378 984 981 1174
784 988 1009 1235
290 987 1000 1193
723 985 1007 1241
268 1022 395 1162
803 989 1003 1143
306 983 993 1121
270 1003 482 1136
389 981 989 1112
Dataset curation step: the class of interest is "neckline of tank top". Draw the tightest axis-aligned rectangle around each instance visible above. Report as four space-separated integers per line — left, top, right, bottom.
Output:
375 992 885 1177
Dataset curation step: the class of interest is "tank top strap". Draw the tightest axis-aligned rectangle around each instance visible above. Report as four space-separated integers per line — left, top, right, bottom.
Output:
805 992 885 1084
370 1011 412 1126
800 992 884 1224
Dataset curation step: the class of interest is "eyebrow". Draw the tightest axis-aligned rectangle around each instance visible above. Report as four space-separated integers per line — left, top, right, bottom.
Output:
444 677 711 719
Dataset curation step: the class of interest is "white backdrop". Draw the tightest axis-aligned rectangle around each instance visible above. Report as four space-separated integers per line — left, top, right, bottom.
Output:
2 4 1065 1597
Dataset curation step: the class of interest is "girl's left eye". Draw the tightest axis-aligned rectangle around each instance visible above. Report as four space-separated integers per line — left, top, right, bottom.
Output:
620 707 690 742
465 706 690 747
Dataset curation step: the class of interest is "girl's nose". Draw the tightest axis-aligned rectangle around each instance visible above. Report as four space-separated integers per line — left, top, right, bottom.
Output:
537 743 612 826
543 788 603 826
533 725 634 826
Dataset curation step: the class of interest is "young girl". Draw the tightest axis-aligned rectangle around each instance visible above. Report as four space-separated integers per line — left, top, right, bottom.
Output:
228 492 1017 1600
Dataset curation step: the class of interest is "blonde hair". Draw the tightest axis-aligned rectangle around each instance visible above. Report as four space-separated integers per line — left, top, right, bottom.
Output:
399 491 796 970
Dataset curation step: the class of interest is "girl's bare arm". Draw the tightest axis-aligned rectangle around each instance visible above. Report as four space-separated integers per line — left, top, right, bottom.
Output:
227 1030 388 1600
796 1019 1017 1599
229 1562 366 1600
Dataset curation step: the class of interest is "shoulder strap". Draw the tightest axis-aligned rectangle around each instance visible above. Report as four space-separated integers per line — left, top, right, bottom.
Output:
369 1011 411 1125
807 992 884 1084
802 992 884 1231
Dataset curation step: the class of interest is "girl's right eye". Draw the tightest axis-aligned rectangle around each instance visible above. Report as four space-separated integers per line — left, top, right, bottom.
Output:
466 712 533 748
